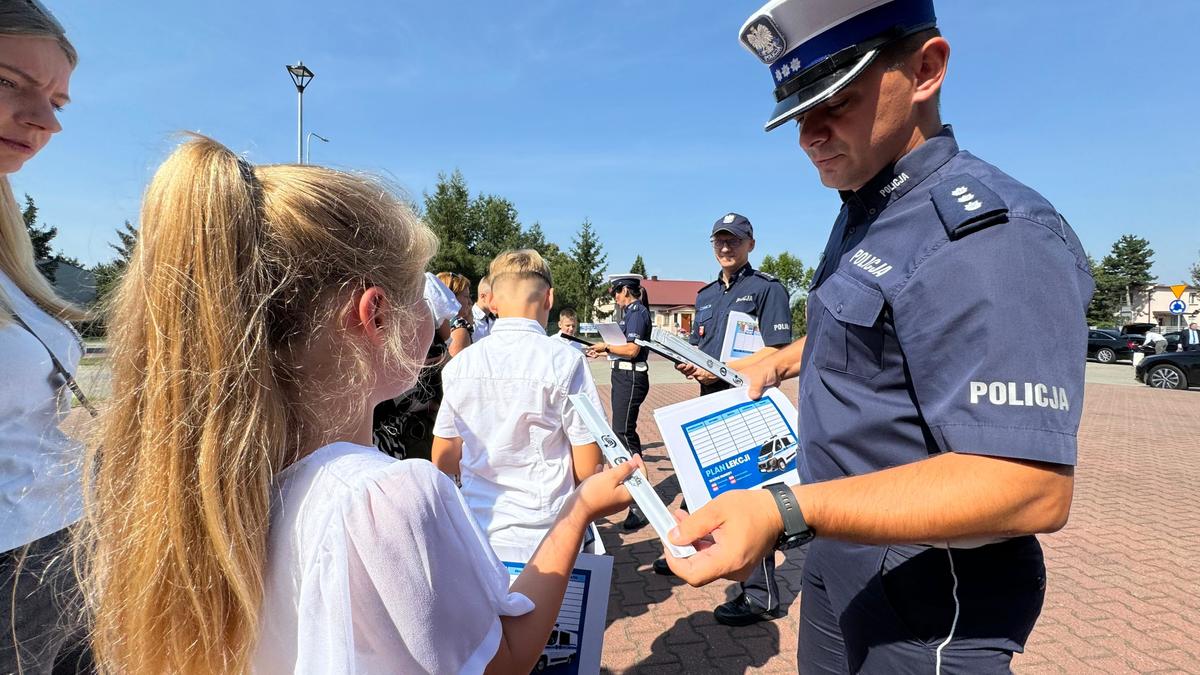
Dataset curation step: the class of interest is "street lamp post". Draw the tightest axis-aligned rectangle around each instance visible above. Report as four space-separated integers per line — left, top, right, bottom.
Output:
305 132 330 164
286 61 314 163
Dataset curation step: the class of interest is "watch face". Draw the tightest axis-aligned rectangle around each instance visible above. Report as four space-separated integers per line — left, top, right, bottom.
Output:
778 530 814 551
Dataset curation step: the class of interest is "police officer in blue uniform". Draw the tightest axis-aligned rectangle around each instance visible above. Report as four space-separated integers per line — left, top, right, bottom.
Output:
652 213 794 627
588 275 654 530
665 1 1094 671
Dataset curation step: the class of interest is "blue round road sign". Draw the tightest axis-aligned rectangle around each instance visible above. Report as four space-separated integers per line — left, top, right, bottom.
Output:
1169 299 1187 315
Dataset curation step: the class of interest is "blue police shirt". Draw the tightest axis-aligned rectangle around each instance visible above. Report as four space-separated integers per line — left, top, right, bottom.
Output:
618 300 651 364
799 126 1094 484
691 264 793 359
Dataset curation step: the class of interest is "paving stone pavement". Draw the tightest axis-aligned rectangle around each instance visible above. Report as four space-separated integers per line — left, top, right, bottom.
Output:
590 380 1200 674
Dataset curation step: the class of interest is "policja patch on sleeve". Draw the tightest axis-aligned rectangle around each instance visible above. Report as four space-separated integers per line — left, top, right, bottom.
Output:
930 175 1008 239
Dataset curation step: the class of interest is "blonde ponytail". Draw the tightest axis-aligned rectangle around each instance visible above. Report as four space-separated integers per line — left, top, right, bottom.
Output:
79 136 436 674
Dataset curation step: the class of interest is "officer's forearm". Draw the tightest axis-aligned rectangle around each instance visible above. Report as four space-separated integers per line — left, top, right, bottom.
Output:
768 337 807 380
729 345 780 371
606 342 642 359
795 452 1074 544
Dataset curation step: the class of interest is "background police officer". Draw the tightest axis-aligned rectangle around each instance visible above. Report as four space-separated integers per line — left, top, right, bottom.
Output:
589 276 653 531
653 213 793 628
666 0 1094 671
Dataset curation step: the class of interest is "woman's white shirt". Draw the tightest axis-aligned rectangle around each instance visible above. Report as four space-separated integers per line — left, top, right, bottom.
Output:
253 442 533 675
0 269 82 553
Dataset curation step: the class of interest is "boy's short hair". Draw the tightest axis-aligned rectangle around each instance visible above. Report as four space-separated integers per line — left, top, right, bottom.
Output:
559 308 577 321
489 249 553 291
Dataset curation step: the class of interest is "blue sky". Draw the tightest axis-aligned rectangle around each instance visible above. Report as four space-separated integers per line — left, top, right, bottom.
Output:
15 1 1200 284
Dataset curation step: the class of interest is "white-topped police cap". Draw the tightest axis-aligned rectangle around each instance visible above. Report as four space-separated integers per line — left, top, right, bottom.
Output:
740 0 937 131
609 273 644 294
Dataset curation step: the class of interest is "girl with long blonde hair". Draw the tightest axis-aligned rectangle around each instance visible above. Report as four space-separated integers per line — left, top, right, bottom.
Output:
80 135 638 674
0 2 92 672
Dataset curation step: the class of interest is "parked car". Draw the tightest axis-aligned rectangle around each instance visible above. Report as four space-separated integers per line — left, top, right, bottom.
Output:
1087 330 1138 363
1135 351 1200 389
1134 331 1183 356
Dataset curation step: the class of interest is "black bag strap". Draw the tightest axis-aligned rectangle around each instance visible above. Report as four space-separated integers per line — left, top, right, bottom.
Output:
8 310 98 418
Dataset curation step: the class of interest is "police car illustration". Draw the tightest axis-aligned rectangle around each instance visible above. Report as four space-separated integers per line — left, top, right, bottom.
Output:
535 625 579 671
757 434 797 474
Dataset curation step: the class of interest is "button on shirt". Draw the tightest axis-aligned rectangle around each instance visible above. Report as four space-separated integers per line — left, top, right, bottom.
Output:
433 318 603 560
691 264 793 359
798 126 1094 485
616 301 651 363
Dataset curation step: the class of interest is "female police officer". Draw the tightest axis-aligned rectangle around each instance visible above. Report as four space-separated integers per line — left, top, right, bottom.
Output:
588 275 653 531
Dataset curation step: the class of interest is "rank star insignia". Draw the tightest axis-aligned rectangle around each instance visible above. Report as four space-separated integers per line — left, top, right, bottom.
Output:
951 186 969 197
742 17 786 63
964 200 983 212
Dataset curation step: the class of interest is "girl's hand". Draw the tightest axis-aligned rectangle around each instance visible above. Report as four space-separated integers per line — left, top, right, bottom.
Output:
571 456 642 522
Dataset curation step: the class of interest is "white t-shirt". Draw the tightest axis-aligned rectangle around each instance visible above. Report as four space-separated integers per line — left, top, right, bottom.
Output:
253 442 533 674
0 269 83 552
434 318 603 561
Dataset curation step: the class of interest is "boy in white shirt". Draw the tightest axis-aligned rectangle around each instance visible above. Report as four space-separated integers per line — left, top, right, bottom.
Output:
432 250 604 562
551 307 588 354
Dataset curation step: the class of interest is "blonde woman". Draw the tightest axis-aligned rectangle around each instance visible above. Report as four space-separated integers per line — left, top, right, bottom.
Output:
79 136 638 674
0 3 92 673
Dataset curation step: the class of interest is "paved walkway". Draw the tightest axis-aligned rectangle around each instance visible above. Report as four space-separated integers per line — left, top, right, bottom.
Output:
591 380 1200 674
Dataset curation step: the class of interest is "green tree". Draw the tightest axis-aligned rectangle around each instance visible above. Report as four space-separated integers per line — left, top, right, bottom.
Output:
630 255 647 277
424 170 476 279
1098 235 1155 324
1085 253 1121 327
92 221 139 303
564 220 607 321
760 252 815 337
423 171 541 285
21 194 58 282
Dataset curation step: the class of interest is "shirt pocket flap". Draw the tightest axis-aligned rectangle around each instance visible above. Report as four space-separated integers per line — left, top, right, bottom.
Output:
821 271 884 328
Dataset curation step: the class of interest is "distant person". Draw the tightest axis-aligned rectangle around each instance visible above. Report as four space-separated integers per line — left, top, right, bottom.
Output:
432 250 606 562
1181 322 1200 352
656 212 793 628
587 275 652 531
0 4 94 672
552 307 587 354
472 274 496 341
80 137 638 674
1143 328 1167 355
372 272 461 460
438 271 475 357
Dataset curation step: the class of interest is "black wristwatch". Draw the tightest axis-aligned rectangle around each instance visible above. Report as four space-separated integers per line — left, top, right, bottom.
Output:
765 483 814 550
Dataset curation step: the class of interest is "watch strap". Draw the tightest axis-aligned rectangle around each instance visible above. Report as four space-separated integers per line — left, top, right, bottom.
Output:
765 482 812 550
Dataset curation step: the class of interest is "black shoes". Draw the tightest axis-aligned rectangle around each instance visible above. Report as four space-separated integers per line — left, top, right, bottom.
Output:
622 506 649 531
652 557 674 576
713 594 783 627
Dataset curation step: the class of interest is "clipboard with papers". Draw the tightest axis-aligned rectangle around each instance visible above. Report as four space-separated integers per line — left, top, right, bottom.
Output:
568 394 697 559
636 327 746 388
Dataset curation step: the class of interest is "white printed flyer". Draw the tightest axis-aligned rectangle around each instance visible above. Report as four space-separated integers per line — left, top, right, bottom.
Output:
502 553 612 675
719 311 766 362
653 387 801 510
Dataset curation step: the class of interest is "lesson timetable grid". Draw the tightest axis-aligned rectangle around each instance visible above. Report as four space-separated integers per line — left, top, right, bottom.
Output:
683 398 793 466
